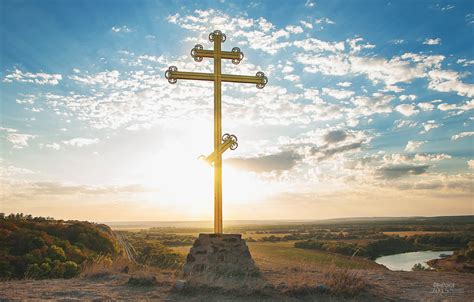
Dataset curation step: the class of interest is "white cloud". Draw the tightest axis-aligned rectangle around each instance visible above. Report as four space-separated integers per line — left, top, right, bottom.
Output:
395 104 419 116
294 38 345 53
420 120 441 133
337 82 352 87
285 25 304 34
3 68 62 85
468 160 474 169
349 53 444 86
6 133 35 149
347 37 375 53
437 100 474 112
350 93 394 116
0 164 35 178
399 94 417 101
296 54 350 76
69 70 120 87
405 140 426 152
451 132 474 141
457 59 474 67
322 87 354 99
281 65 294 73
168 10 292 54
46 143 61 150
418 102 435 111
394 119 418 129
428 70 474 97
413 153 451 162
299 20 313 29
423 38 441 45
436 4 455 11
0 127 17 133
305 0 315 8
111 25 132 33
391 39 405 44
314 18 335 25
63 138 99 147
284 74 300 82
1 127 35 149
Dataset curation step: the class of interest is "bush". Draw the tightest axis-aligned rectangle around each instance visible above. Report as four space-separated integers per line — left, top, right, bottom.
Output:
63 261 79 278
322 267 367 296
294 240 323 250
412 263 428 271
25 263 41 279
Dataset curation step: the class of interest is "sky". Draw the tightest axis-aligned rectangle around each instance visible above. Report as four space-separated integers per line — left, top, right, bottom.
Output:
0 0 473 222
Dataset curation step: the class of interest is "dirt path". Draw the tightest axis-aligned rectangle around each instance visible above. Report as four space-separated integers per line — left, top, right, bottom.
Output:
114 231 138 264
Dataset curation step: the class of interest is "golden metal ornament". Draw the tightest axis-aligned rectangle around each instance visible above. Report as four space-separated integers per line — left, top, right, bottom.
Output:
165 30 267 234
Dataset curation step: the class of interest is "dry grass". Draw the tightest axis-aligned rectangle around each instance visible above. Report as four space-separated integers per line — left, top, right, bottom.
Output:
80 256 132 278
321 266 368 297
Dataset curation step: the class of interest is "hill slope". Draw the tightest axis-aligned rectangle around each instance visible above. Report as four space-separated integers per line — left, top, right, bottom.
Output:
0 214 120 279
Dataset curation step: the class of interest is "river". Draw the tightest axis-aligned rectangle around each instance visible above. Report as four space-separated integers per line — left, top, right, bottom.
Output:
375 250 453 271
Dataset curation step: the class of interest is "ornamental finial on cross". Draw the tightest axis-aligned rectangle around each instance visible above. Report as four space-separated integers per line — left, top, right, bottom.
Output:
165 30 267 234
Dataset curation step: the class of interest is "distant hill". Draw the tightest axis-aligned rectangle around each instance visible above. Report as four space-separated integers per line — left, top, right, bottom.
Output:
105 215 474 230
0 213 120 280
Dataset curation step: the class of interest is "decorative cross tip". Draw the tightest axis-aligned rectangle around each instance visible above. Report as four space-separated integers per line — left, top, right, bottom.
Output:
231 47 244 65
209 30 226 42
165 66 178 84
191 44 204 62
199 133 238 165
222 133 238 150
256 71 268 89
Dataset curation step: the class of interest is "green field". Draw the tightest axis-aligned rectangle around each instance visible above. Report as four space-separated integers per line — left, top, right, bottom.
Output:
248 241 381 270
171 241 381 270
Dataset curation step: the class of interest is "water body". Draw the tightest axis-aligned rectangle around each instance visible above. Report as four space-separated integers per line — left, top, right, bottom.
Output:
375 250 453 271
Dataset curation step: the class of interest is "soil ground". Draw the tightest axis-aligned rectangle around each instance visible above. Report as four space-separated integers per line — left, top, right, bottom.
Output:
1 247 473 301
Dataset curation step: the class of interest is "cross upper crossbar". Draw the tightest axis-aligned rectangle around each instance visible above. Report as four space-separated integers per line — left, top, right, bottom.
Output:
164 30 267 234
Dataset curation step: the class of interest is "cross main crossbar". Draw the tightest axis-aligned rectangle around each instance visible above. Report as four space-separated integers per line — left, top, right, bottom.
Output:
165 69 268 88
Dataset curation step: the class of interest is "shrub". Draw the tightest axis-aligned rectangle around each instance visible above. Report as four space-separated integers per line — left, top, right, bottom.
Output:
412 263 428 271
25 263 41 279
63 261 79 278
322 267 367 297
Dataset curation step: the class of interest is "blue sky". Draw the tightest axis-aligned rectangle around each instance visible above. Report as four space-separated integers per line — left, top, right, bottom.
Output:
1 0 473 221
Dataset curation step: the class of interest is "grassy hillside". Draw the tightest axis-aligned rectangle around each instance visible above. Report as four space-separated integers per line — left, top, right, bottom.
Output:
0 214 120 280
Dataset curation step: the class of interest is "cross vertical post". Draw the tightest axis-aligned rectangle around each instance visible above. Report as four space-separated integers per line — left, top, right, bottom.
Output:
213 32 223 234
165 30 268 234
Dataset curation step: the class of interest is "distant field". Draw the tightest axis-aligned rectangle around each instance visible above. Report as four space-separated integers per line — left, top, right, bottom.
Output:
171 241 382 270
242 232 293 239
383 231 447 237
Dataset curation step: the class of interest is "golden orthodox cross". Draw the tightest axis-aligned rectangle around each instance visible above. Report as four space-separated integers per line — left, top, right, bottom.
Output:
165 30 267 234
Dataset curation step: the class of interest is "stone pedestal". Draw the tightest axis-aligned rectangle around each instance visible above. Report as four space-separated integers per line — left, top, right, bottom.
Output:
182 234 259 284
